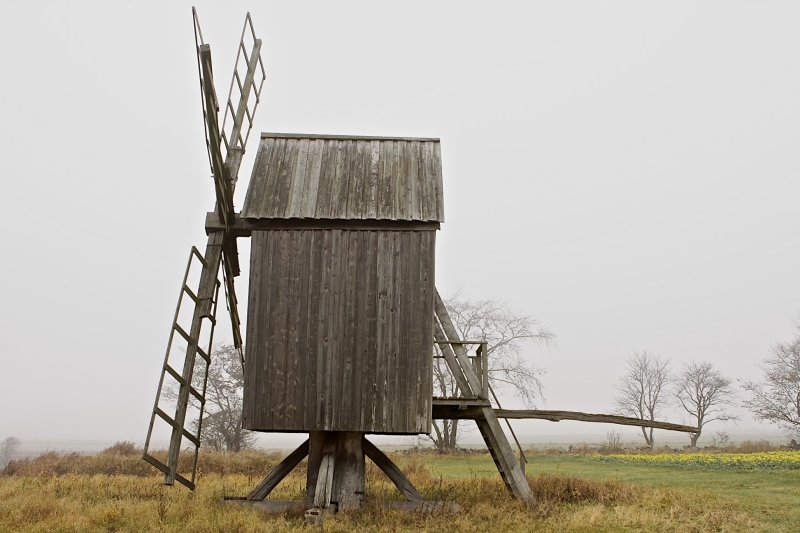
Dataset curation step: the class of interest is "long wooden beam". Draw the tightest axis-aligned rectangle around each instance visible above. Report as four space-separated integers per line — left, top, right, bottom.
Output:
494 409 698 433
206 212 440 237
431 401 697 433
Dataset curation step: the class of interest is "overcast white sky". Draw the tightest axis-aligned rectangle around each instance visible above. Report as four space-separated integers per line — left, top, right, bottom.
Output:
1 1 799 450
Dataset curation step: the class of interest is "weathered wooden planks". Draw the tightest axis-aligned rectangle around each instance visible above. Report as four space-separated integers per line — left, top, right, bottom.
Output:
243 229 435 434
307 431 366 511
241 135 444 222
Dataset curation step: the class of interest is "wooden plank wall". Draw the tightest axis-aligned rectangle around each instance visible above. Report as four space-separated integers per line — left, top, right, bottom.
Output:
243 229 435 434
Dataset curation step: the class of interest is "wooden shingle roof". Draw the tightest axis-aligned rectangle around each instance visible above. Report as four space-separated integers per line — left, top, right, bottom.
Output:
241 133 444 222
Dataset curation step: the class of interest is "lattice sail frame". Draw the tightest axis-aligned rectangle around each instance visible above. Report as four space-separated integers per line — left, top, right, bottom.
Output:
221 12 266 163
143 247 221 490
191 7 266 358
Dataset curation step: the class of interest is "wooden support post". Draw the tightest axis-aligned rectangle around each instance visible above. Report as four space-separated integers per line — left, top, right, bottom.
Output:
307 431 365 511
475 408 534 506
314 454 335 508
332 432 365 511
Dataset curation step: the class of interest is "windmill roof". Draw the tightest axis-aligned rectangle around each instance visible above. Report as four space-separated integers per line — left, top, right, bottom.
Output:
241 133 444 222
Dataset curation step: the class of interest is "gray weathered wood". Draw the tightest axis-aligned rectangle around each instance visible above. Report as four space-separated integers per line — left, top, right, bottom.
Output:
241 135 444 222
247 439 310 500
314 454 335 508
363 438 424 502
433 291 535 507
207 211 440 236
243 230 434 433
226 38 262 154
261 132 441 142
164 232 224 486
433 321 473 398
331 432 365 511
306 431 328 508
434 290 485 398
475 407 535 507
494 409 699 433
430 401 699 433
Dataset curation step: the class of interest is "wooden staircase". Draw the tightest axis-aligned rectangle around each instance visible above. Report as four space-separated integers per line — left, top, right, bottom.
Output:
432 290 535 506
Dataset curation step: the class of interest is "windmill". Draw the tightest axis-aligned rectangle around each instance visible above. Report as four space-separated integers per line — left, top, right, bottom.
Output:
143 8 698 514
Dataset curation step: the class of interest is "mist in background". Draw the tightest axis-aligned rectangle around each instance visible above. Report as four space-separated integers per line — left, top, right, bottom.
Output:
1 1 799 454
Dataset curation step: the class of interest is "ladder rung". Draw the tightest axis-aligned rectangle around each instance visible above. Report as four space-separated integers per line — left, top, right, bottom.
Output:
190 246 208 267
143 453 196 490
174 323 193 344
173 471 196 491
196 345 210 363
183 285 199 303
142 452 169 476
172 325 210 363
163 365 206 404
154 407 201 448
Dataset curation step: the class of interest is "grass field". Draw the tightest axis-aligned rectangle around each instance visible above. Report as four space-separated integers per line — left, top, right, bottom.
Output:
1 448 799 532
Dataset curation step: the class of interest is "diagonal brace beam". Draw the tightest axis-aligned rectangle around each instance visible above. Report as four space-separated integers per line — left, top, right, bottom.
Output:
363 438 424 502
247 439 310 500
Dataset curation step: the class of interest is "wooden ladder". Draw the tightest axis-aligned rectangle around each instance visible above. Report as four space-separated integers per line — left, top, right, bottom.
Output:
433 290 535 506
143 245 221 490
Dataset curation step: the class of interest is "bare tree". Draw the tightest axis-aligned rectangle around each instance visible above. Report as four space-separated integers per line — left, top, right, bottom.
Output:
742 326 800 438
431 293 553 452
1 437 21 469
674 361 737 448
167 344 255 452
615 351 670 448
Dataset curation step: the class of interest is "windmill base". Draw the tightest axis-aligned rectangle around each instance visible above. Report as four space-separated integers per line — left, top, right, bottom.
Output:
227 431 457 514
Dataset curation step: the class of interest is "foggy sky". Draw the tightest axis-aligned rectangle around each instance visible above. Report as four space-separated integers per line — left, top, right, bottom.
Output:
1 1 799 449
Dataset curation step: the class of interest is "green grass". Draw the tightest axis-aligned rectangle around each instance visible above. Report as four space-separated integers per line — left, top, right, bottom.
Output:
419 452 800 531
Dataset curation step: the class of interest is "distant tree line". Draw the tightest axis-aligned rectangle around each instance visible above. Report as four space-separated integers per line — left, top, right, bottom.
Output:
615 324 800 448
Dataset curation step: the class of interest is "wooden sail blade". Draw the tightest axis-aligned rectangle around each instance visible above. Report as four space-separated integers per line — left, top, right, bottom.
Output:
221 251 244 357
197 44 235 228
220 11 266 187
143 245 222 490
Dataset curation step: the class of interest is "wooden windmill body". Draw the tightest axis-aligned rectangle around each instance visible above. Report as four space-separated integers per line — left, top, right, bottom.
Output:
234 133 445 509
143 8 698 516
240 133 442 438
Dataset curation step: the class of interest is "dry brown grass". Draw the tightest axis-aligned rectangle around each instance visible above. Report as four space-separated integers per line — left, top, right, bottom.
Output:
0 469 761 533
0 448 778 532
2 447 287 478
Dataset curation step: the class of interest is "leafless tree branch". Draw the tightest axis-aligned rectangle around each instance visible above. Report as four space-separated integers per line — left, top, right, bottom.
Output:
430 292 553 452
674 361 737 448
614 351 670 448
742 326 800 438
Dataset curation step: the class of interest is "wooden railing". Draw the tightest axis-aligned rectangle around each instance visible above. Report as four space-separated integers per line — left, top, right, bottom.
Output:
433 340 489 399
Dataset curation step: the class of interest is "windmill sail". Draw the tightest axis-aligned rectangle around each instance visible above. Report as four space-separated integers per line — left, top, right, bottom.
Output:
142 8 265 489
142 247 220 490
